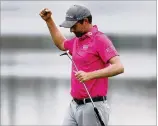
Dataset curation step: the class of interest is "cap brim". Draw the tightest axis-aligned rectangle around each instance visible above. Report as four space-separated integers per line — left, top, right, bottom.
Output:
59 20 77 28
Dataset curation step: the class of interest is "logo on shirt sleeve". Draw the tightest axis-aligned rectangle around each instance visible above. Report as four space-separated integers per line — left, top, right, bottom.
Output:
106 45 116 53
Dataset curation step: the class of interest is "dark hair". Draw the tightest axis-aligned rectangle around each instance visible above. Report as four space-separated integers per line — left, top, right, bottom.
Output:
78 15 92 24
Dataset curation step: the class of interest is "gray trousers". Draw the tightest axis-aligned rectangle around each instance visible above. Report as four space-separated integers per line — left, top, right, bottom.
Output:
62 99 110 126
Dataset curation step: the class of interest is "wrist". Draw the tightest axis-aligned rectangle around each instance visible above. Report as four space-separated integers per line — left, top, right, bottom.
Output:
88 70 97 80
46 17 53 24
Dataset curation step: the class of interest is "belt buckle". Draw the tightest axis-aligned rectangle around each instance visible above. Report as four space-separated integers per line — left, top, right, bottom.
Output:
103 96 106 102
83 98 86 104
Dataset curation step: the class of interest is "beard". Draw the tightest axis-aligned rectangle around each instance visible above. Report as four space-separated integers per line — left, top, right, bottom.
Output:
74 32 86 38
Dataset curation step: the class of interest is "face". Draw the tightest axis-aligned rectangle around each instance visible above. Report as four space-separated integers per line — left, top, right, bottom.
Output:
70 20 87 37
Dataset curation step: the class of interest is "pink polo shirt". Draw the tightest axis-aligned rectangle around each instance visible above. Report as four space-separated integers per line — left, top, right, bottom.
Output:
64 25 119 99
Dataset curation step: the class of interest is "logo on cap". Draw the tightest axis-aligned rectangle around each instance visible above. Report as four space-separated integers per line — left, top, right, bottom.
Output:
66 14 73 19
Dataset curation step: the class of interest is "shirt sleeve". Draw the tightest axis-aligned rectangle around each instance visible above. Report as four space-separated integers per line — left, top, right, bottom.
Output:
96 35 119 63
64 38 76 55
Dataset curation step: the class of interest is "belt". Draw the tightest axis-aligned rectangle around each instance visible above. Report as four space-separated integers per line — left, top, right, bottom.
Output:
73 96 107 105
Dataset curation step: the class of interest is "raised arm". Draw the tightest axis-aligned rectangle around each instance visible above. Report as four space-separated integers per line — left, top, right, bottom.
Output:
39 8 66 51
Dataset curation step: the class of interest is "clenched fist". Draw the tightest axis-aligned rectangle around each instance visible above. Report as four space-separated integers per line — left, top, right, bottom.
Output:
39 8 52 21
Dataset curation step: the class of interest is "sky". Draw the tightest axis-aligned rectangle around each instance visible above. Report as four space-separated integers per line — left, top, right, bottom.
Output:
1 1 156 35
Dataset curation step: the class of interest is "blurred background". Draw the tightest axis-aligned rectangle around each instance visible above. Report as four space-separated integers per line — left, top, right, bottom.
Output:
1 1 156 125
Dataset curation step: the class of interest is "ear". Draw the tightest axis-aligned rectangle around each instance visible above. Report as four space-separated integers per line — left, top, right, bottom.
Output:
84 18 89 24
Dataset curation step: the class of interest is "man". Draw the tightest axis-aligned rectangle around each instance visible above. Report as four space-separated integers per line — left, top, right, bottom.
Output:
40 5 124 126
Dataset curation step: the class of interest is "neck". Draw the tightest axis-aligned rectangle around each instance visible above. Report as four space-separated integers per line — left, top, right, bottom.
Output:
85 24 93 32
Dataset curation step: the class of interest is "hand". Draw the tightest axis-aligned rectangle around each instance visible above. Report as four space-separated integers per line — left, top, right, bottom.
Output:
75 71 91 83
39 8 52 21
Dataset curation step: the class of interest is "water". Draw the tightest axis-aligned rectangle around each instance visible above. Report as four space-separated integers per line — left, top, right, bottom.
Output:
1 76 156 125
1 50 156 78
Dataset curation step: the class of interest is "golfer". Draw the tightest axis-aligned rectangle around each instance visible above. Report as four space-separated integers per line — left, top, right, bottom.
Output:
40 5 124 126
